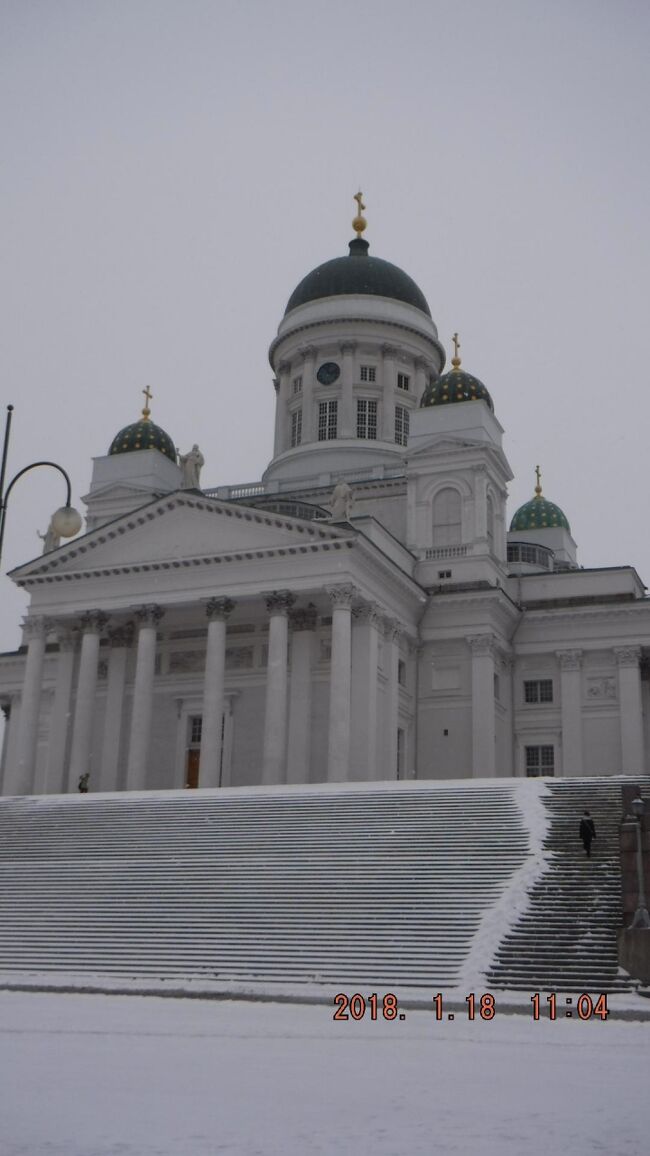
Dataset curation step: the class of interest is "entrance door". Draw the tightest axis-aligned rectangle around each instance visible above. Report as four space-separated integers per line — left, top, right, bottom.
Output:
185 748 200 789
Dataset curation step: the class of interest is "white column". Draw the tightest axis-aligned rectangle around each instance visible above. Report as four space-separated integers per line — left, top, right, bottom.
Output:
557 649 583 777
262 590 295 784
200 597 235 788
351 603 381 780
340 341 356 439
46 627 77 793
327 584 355 782
126 604 164 791
383 618 401 780
473 465 488 544
414 356 427 404
468 634 496 777
287 604 317 783
273 361 291 457
0 701 13 793
615 647 644 777
301 345 316 444
99 623 134 791
68 611 108 789
381 344 397 442
12 616 48 795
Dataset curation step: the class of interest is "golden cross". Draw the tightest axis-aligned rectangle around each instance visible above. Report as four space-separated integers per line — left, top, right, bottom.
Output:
452 332 460 359
142 385 152 417
354 190 365 214
535 464 542 494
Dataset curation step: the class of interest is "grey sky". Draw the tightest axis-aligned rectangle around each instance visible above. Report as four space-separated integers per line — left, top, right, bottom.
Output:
2 0 649 661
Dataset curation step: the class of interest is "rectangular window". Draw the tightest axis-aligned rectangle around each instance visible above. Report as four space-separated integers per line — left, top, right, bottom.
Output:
360 365 376 382
291 409 302 447
525 745 555 777
318 400 338 441
292 375 302 395
398 659 406 686
524 679 554 704
356 398 378 439
397 727 405 780
397 372 410 391
189 716 202 745
395 404 410 446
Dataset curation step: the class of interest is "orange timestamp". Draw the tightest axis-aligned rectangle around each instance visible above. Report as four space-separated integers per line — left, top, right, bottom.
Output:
333 991 609 1022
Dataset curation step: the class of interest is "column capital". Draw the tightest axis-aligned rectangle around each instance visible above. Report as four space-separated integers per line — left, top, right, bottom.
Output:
265 590 296 616
614 646 642 668
353 602 383 629
340 340 357 355
467 633 497 657
289 604 318 632
326 583 356 610
56 625 79 652
134 604 165 628
557 649 583 670
383 617 404 643
206 596 236 622
79 610 109 635
108 622 135 649
381 343 398 358
277 359 291 375
21 615 48 640
414 356 428 372
298 344 317 361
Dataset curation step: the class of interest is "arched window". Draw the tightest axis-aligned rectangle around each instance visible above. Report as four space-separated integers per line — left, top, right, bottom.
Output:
487 495 495 552
433 487 462 546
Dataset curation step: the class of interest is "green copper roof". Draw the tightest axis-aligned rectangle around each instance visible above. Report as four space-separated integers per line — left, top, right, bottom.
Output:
109 419 177 462
420 368 494 412
284 237 431 318
510 495 570 532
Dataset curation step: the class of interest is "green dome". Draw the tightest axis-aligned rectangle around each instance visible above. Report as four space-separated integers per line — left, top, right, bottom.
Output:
109 418 176 462
285 237 431 318
420 367 494 412
510 494 570 532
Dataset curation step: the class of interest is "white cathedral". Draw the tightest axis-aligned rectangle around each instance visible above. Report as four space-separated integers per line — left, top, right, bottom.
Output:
1 198 649 795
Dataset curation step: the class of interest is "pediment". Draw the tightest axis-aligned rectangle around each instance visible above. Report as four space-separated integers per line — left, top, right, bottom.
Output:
407 435 485 458
11 493 347 580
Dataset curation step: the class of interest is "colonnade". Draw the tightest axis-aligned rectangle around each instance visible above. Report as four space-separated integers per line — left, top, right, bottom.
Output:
2 587 407 795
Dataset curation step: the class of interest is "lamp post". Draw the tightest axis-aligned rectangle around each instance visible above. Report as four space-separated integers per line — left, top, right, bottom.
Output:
630 795 650 930
0 404 82 571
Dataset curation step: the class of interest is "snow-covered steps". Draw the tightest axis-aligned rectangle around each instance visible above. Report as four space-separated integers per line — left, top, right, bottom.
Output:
486 778 650 993
0 780 533 987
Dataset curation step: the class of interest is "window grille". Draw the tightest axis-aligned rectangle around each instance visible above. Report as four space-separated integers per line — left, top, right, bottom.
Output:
524 679 553 704
360 365 376 382
525 745 555 776
291 409 302 447
189 716 202 745
356 398 378 439
397 373 410 391
292 375 302 394
318 400 338 441
395 404 410 446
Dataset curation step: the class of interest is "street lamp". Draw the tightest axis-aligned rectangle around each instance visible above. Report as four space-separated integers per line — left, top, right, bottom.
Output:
0 404 82 571
629 795 650 930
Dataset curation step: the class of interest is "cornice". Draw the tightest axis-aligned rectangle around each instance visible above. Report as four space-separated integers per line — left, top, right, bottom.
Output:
269 315 443 367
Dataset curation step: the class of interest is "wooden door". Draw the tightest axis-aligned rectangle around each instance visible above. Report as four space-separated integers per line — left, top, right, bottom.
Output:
185 748 200 789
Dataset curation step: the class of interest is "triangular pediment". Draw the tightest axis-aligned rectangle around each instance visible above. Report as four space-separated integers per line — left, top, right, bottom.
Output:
407 435 486 458
11 493 347 580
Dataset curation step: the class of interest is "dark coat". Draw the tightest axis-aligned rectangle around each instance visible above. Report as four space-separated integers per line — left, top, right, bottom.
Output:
579 817 596 844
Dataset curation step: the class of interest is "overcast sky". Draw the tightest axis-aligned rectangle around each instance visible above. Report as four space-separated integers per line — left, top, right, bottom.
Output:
2 0 650 656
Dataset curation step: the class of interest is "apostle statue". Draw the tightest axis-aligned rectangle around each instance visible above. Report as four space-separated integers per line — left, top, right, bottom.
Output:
37 517 61 554
330 478 354 520
177 444 205 490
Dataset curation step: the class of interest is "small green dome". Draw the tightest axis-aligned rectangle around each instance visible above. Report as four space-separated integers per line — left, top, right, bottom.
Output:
420 367 494 412
109 418 176 462
510 494 570 532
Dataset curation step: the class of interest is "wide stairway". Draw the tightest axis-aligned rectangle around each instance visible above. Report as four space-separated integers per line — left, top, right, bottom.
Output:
0 782 530 987
0 779 639 990
487 777 649 992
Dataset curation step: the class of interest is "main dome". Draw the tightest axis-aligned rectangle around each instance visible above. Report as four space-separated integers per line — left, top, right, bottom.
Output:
284 237 432 318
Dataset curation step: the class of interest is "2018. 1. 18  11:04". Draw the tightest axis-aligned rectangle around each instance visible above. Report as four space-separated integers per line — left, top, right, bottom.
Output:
332 992 609 1022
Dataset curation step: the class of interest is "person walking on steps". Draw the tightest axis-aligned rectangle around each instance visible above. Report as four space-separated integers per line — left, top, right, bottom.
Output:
579 809 596 857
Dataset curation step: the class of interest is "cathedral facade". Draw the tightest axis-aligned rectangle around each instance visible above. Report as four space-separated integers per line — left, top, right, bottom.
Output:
1 203 649 794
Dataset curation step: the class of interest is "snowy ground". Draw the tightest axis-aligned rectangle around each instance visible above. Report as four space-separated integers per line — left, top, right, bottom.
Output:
1 991 648 1155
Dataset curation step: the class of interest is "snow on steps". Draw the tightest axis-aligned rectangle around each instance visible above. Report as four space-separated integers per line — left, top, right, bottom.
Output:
0 778 639 990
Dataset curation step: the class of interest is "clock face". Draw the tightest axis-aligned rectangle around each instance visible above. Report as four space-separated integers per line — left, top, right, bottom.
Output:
317 361 341 385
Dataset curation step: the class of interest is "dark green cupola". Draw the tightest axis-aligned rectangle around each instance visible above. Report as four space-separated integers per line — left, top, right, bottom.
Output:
420 333 494 412
108 388 177 463
510 468 570 532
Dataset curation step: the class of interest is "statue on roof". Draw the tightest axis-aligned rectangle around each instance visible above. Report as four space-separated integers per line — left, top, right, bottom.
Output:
37 516 61 554
177 444 205 490
330 477 354 520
